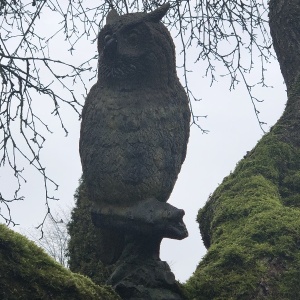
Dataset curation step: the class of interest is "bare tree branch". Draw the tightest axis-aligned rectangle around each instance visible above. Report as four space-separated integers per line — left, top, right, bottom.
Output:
24 207 70 267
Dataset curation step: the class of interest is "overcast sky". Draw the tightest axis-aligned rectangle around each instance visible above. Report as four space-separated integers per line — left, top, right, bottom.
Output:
1 4 287 283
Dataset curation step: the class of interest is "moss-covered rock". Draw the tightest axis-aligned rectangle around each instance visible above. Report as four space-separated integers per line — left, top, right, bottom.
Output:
0 224 120 300
185 76 300 299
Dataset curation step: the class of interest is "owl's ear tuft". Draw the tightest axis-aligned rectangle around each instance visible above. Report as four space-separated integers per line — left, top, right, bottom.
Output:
145 2 170 23
106 9 119 25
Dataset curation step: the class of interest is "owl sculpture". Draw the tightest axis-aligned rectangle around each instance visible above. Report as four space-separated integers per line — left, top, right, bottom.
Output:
79 3 190 256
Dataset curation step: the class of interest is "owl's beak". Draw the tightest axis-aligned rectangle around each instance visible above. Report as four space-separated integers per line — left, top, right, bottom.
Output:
104 35 118 59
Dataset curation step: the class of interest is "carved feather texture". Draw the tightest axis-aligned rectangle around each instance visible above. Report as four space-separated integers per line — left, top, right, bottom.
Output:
80 6 190 209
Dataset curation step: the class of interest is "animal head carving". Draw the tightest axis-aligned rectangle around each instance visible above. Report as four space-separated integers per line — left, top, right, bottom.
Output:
97 3 176 87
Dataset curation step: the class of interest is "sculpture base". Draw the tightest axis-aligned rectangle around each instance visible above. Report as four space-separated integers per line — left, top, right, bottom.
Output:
91 198 188 299
107 235 186 300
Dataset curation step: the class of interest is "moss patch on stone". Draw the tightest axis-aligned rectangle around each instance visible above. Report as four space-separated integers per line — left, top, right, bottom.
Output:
185 128 300 299
0 224 120 300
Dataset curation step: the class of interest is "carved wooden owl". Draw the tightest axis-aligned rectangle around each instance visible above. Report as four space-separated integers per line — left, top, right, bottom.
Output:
80 3 190 222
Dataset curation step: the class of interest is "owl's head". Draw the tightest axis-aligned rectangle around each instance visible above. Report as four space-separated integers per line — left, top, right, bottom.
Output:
97 3 176 88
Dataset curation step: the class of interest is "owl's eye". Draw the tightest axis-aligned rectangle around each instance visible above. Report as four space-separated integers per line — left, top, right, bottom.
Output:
104 33 112 43
127 31 138 46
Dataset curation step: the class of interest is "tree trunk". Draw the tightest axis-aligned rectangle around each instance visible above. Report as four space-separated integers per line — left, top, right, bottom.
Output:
185 1 300 299
269 0 300 92
269 0 300 147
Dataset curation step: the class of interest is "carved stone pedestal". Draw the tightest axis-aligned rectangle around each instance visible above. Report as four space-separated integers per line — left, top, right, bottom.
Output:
107 235 185 300
91 198 188 300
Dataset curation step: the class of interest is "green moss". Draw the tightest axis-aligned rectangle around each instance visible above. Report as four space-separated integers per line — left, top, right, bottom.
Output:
0 224 120 300
185 127 300 299
67 179 115 285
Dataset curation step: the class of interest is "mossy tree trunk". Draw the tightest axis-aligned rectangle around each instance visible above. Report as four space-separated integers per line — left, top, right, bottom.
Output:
186 1 300 299
0 224 119 300
67 179 121 285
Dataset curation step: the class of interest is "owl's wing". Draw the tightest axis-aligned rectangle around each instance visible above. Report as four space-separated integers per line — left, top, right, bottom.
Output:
176 81 191 166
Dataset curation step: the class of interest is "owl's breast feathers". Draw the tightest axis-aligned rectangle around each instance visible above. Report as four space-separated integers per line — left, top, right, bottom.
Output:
80 82 190 206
